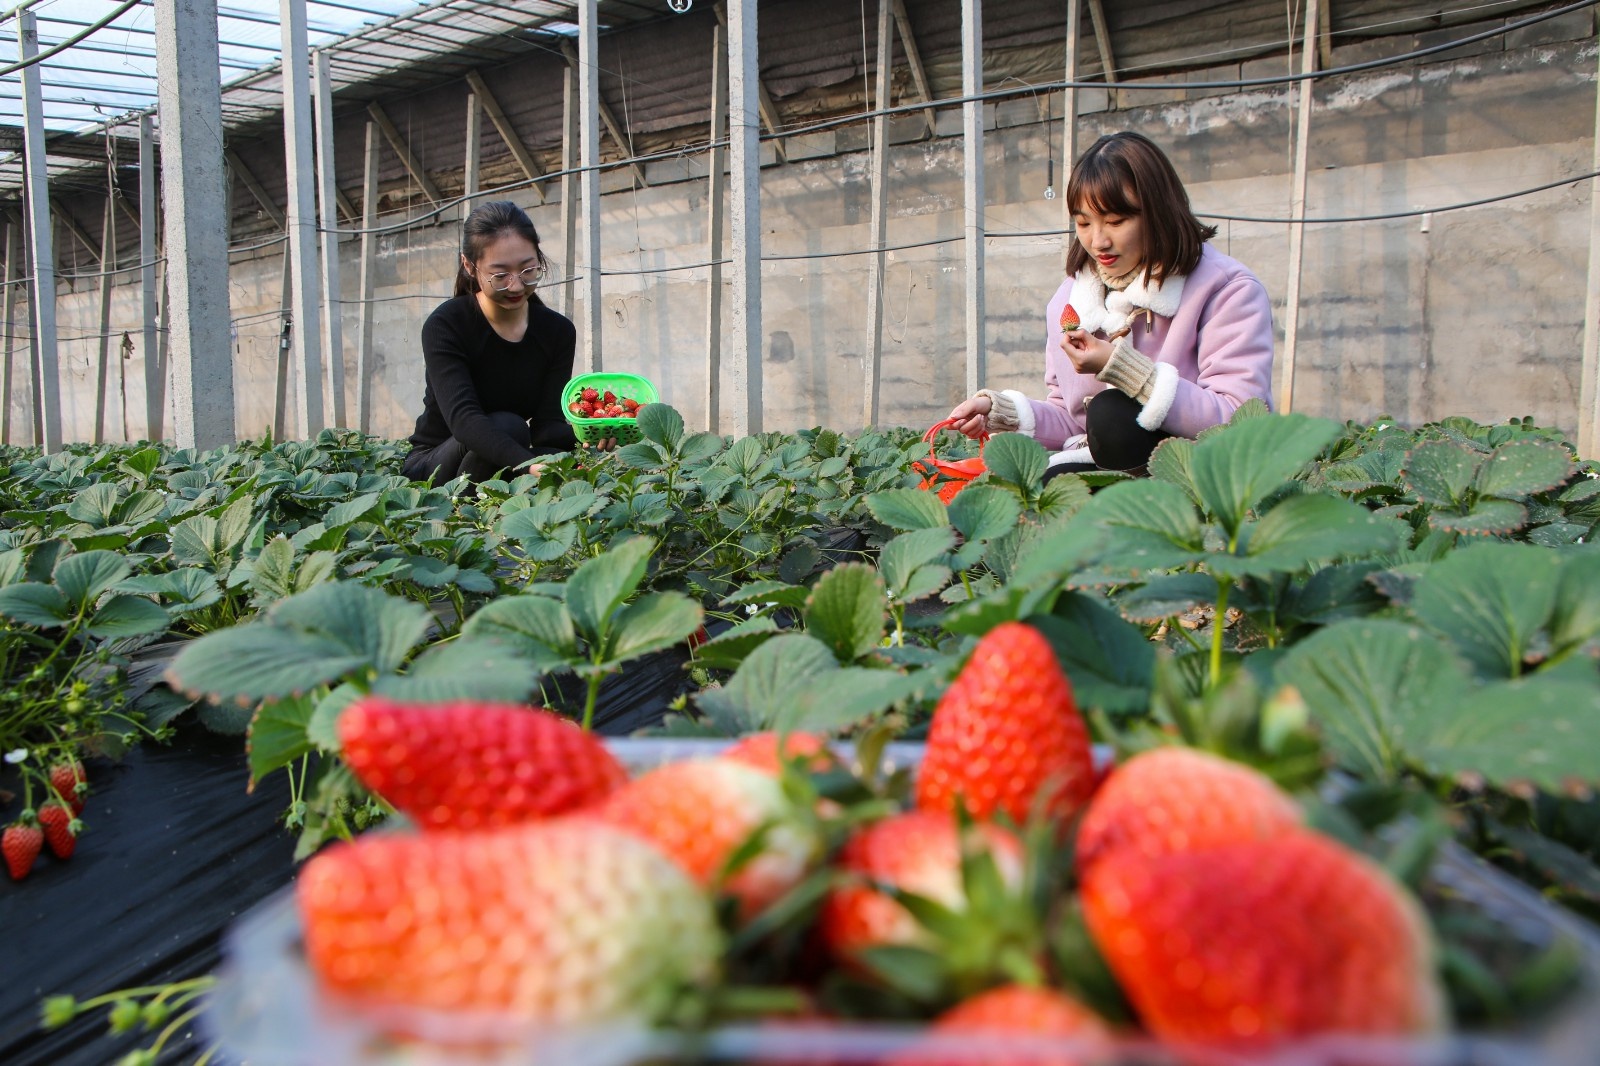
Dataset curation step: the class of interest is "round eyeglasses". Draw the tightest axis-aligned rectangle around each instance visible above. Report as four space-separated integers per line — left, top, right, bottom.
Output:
481 264 546 291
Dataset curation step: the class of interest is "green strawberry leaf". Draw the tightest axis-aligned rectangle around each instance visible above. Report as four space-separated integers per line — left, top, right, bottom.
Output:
946 485 1020 544
637 403 685 450
1408 542 1561 679
1188 413 1341 536
268 582 433 677
1115 572 1217 623
84 595 170 638
981 433 1048 489
249 536 299 601
866 488 949 531
248 694 316 785
687 616 781 671
881 528 957 603
1427 499 1528 536
1403 440 1480 509
53 549 131 608
461 593 580 671
1010 514 1107 588
722 580 812 611
803 563 886 663
0 583 71 627
1147 436 1200 507
1550 549 1600 658
564 536 655 642
1213 494 1404 579
1078 479 1206 575
372 639 540 704
696 633 840 732
323 492 384 530
1410 674 1600 795
1276 619 1469 782
65 483 119 526
606 591 704 662
1472 440 1573 500
1033 593 1156 715
166 626 369 703
306 684 361 751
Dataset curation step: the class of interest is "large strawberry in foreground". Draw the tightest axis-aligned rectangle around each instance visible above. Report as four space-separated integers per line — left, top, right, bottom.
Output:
338 698 626 830
1074 746 1301 872
298 819 721 1024
597 757 821 917
1081 828 1444 1043
916 623 1095 828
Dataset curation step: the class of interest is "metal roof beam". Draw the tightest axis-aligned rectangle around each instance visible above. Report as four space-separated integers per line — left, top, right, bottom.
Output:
1086 0 1118 105
224 148 286 228
366 100 443 201
50 197 100 264
464 69 546 201
558 38 648 187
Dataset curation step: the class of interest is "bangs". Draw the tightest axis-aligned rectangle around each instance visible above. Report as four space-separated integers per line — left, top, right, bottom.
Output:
1069 156 1141 218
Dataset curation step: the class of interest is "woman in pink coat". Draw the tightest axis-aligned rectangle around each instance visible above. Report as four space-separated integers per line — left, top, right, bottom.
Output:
948 132 1275 476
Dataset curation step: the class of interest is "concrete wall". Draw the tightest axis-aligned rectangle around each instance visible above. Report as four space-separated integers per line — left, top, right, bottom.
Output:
8 28 1598 450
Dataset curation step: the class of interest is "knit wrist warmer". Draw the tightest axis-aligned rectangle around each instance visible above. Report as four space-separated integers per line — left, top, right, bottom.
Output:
977 389 1021 433
1096 337 1158 403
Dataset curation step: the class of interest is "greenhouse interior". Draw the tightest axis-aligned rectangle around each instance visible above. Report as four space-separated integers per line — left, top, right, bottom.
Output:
3 0 1600 1063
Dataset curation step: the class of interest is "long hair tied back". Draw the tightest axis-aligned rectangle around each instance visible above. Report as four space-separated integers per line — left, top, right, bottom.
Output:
455 200 548 298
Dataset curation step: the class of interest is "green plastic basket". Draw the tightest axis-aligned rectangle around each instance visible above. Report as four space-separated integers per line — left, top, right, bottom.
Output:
562 372 658 445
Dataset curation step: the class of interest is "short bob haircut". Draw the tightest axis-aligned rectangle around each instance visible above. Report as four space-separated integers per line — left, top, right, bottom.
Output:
1065 132 1217 287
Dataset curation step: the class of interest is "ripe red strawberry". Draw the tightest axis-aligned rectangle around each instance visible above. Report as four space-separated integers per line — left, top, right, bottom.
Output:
337 698 627 831
685 624 711 651
581 387 599 402
622 397 640 411
1074 746 1301 872
1059 303 1081 333
603 389 617 405
916 622 1095 829
4 822 43 881
298 819 721 1023
50 761 87 815
818 809 1023 961
597 757 820 916
722 731 838 776
889 984 1111 1066
568 401 585 416
37 803 76 860
1081 828 1444 1043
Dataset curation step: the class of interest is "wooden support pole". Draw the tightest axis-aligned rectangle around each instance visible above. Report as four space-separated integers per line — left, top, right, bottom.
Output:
463 90 481 220
225 150 287 229
1278 0 1320 415
367 101 444 202
705 23 728 434
273 249 291 442
93 197 115 444
862 0 892 430
465 70 546 202
1086 0 1118 110
356 120 379 434
559 40 650 189
889 0 937 138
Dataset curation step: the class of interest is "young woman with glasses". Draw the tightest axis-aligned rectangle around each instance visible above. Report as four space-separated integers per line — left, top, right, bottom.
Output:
402 200 612 483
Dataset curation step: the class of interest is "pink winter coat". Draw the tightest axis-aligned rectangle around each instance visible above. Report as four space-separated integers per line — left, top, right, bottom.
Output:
1005 244 1275 461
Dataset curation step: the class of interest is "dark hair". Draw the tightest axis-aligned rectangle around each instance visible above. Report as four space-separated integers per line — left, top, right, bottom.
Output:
1064 132 1217 286
454 200 550 301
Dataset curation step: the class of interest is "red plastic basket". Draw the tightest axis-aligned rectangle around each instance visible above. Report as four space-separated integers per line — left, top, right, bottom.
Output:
916 417 988 503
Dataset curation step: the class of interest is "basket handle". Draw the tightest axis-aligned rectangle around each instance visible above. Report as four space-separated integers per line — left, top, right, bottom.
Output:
924 417 989 455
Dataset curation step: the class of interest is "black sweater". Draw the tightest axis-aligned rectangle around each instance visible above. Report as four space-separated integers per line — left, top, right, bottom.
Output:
407 294 579 471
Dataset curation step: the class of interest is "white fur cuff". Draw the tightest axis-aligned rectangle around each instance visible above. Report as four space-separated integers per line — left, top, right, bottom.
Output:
1001 390 1036 437
1048 445 1094 467
1137 362 1180 432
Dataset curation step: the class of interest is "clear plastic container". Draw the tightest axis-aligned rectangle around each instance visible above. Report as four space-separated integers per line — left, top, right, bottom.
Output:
205 741 1600 1065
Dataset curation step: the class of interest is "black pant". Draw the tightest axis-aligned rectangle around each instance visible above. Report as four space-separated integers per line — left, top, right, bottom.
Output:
1043 389 1171 482
402 410 541 483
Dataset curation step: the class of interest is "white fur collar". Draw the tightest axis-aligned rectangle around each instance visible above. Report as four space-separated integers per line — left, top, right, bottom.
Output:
1067 266 1187 336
